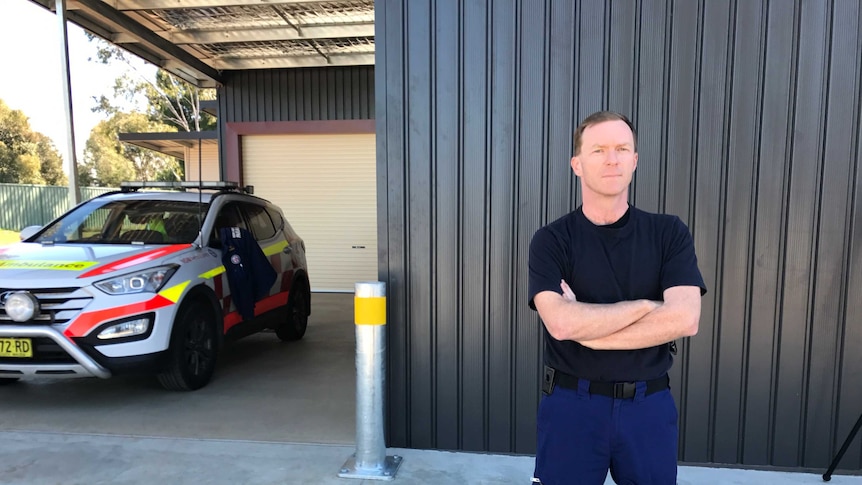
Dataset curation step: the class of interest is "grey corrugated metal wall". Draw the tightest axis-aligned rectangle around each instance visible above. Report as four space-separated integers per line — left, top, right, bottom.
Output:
218 66 375 122
377 0 862 471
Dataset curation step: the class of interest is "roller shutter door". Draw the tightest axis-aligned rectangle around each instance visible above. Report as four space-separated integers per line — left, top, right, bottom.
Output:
242 133 376 292
184 142 219 181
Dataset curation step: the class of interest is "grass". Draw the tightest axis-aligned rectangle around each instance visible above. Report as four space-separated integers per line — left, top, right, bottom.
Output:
0 229 20 245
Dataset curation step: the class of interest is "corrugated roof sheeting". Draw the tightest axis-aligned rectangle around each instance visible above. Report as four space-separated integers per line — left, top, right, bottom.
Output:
377 0 862 470
28 0 374 86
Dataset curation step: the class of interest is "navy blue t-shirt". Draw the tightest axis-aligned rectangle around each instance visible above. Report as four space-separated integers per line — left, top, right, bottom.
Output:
528 205 706 381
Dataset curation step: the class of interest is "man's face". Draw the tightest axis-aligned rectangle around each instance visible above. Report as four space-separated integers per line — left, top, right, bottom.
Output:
571 120 638 199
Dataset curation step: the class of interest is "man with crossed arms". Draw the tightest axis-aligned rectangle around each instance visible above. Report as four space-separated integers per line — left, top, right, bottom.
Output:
528 111 706 484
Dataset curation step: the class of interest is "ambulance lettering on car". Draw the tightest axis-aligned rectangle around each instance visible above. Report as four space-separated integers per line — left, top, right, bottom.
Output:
0 260 99 270
0 181 310 391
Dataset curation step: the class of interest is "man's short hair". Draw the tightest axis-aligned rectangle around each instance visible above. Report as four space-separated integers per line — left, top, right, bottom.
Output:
573 111 637 155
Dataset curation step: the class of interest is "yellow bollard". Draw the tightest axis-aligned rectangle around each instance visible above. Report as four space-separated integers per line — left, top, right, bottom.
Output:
339 281 402 480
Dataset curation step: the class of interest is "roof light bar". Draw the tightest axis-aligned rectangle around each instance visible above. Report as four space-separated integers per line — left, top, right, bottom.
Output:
120 181 239 190
119 181 253 193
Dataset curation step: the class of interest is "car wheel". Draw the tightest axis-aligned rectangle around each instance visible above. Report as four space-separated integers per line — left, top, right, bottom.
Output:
0 378 20 385
157 300 218 391
276 281 309 342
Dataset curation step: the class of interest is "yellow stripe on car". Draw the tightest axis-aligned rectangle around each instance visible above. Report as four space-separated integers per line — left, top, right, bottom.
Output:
263 240 288 257
199 266 225 279
197 241 285 280
159 281 191 303
0 260 98 271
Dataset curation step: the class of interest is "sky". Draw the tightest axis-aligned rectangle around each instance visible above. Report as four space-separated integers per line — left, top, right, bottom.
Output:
0 0 151 171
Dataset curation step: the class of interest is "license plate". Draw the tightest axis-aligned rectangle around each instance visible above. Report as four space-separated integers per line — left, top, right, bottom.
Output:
0 337 32 358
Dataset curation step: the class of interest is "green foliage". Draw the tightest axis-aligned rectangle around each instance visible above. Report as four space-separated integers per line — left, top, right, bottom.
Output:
82 37 214 186
0 99 68 186
34 132 67 185
79 112 182 186
147 70 217 132
89 37 216 132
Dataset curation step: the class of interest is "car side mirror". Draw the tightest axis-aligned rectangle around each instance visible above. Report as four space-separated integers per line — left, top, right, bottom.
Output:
19 225 42 241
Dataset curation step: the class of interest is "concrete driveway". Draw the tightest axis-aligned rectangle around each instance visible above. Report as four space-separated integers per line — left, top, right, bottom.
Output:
0 293 356 445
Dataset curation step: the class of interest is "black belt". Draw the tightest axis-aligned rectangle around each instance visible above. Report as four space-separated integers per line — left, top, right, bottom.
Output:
543 366 669 399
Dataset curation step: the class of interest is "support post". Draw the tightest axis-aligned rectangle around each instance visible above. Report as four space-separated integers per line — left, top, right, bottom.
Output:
55 0 80 208
338 281 402 481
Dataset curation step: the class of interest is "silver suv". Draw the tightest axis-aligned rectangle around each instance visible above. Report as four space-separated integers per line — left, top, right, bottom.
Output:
0 181 310 391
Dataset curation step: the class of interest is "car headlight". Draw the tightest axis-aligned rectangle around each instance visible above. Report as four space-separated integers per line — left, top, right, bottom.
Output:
94 265 178 295
5 292 40 322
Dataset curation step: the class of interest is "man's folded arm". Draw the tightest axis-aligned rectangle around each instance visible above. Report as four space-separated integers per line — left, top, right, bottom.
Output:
578 285 701 351
533 287 659 342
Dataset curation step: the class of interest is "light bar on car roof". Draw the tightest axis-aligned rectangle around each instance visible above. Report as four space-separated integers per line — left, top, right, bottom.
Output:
120 181 251 193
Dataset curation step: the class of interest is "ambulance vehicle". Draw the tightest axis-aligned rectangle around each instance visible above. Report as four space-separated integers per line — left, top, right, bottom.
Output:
0 182 310 391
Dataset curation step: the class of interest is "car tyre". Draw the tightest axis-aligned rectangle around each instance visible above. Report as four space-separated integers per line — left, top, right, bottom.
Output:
157 300 218 391
276 280 310 342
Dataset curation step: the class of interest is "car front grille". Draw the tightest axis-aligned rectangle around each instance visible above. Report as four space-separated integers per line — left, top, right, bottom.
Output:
0 287 93 325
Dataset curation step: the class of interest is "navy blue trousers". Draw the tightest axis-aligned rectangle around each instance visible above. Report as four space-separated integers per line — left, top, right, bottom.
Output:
533 379 678 485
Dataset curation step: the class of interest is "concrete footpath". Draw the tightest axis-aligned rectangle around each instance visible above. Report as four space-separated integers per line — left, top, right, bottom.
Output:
1 430 860 485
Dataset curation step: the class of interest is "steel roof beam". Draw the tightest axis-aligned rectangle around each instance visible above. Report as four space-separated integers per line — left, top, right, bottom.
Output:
212 52 374 69
108 0 332 10
164 23 374 44
78 0 223 84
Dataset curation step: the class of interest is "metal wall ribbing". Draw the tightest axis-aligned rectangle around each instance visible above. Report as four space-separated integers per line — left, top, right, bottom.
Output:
377 0 862 470
219 66 374 122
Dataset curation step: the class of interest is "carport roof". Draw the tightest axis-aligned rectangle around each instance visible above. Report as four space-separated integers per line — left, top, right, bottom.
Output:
118 131 217 159
28 0 375 88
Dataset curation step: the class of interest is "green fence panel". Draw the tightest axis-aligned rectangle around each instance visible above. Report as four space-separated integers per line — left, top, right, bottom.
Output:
80 186 117 202
0 184 117 231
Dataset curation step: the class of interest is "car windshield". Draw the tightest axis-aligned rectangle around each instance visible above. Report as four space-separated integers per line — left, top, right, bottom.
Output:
32 198 210 245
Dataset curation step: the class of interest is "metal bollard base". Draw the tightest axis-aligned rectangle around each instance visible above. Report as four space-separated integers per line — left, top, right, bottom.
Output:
338 454 403 481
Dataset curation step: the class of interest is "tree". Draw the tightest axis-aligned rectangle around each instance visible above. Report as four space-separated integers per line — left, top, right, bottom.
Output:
0 98 68 186
89 37 216 131
148 70 217 132
34 132 67 185
80 112 181 187
0 140 14 183
81 37 216 185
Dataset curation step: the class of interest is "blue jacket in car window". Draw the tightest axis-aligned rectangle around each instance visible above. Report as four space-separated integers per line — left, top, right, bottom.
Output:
219 226 277 321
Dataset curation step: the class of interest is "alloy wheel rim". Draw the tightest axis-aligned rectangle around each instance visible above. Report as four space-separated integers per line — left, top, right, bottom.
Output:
292 290 308 330
185 317 213 376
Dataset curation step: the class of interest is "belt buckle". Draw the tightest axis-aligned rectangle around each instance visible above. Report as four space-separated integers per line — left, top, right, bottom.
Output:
613 382 636 399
